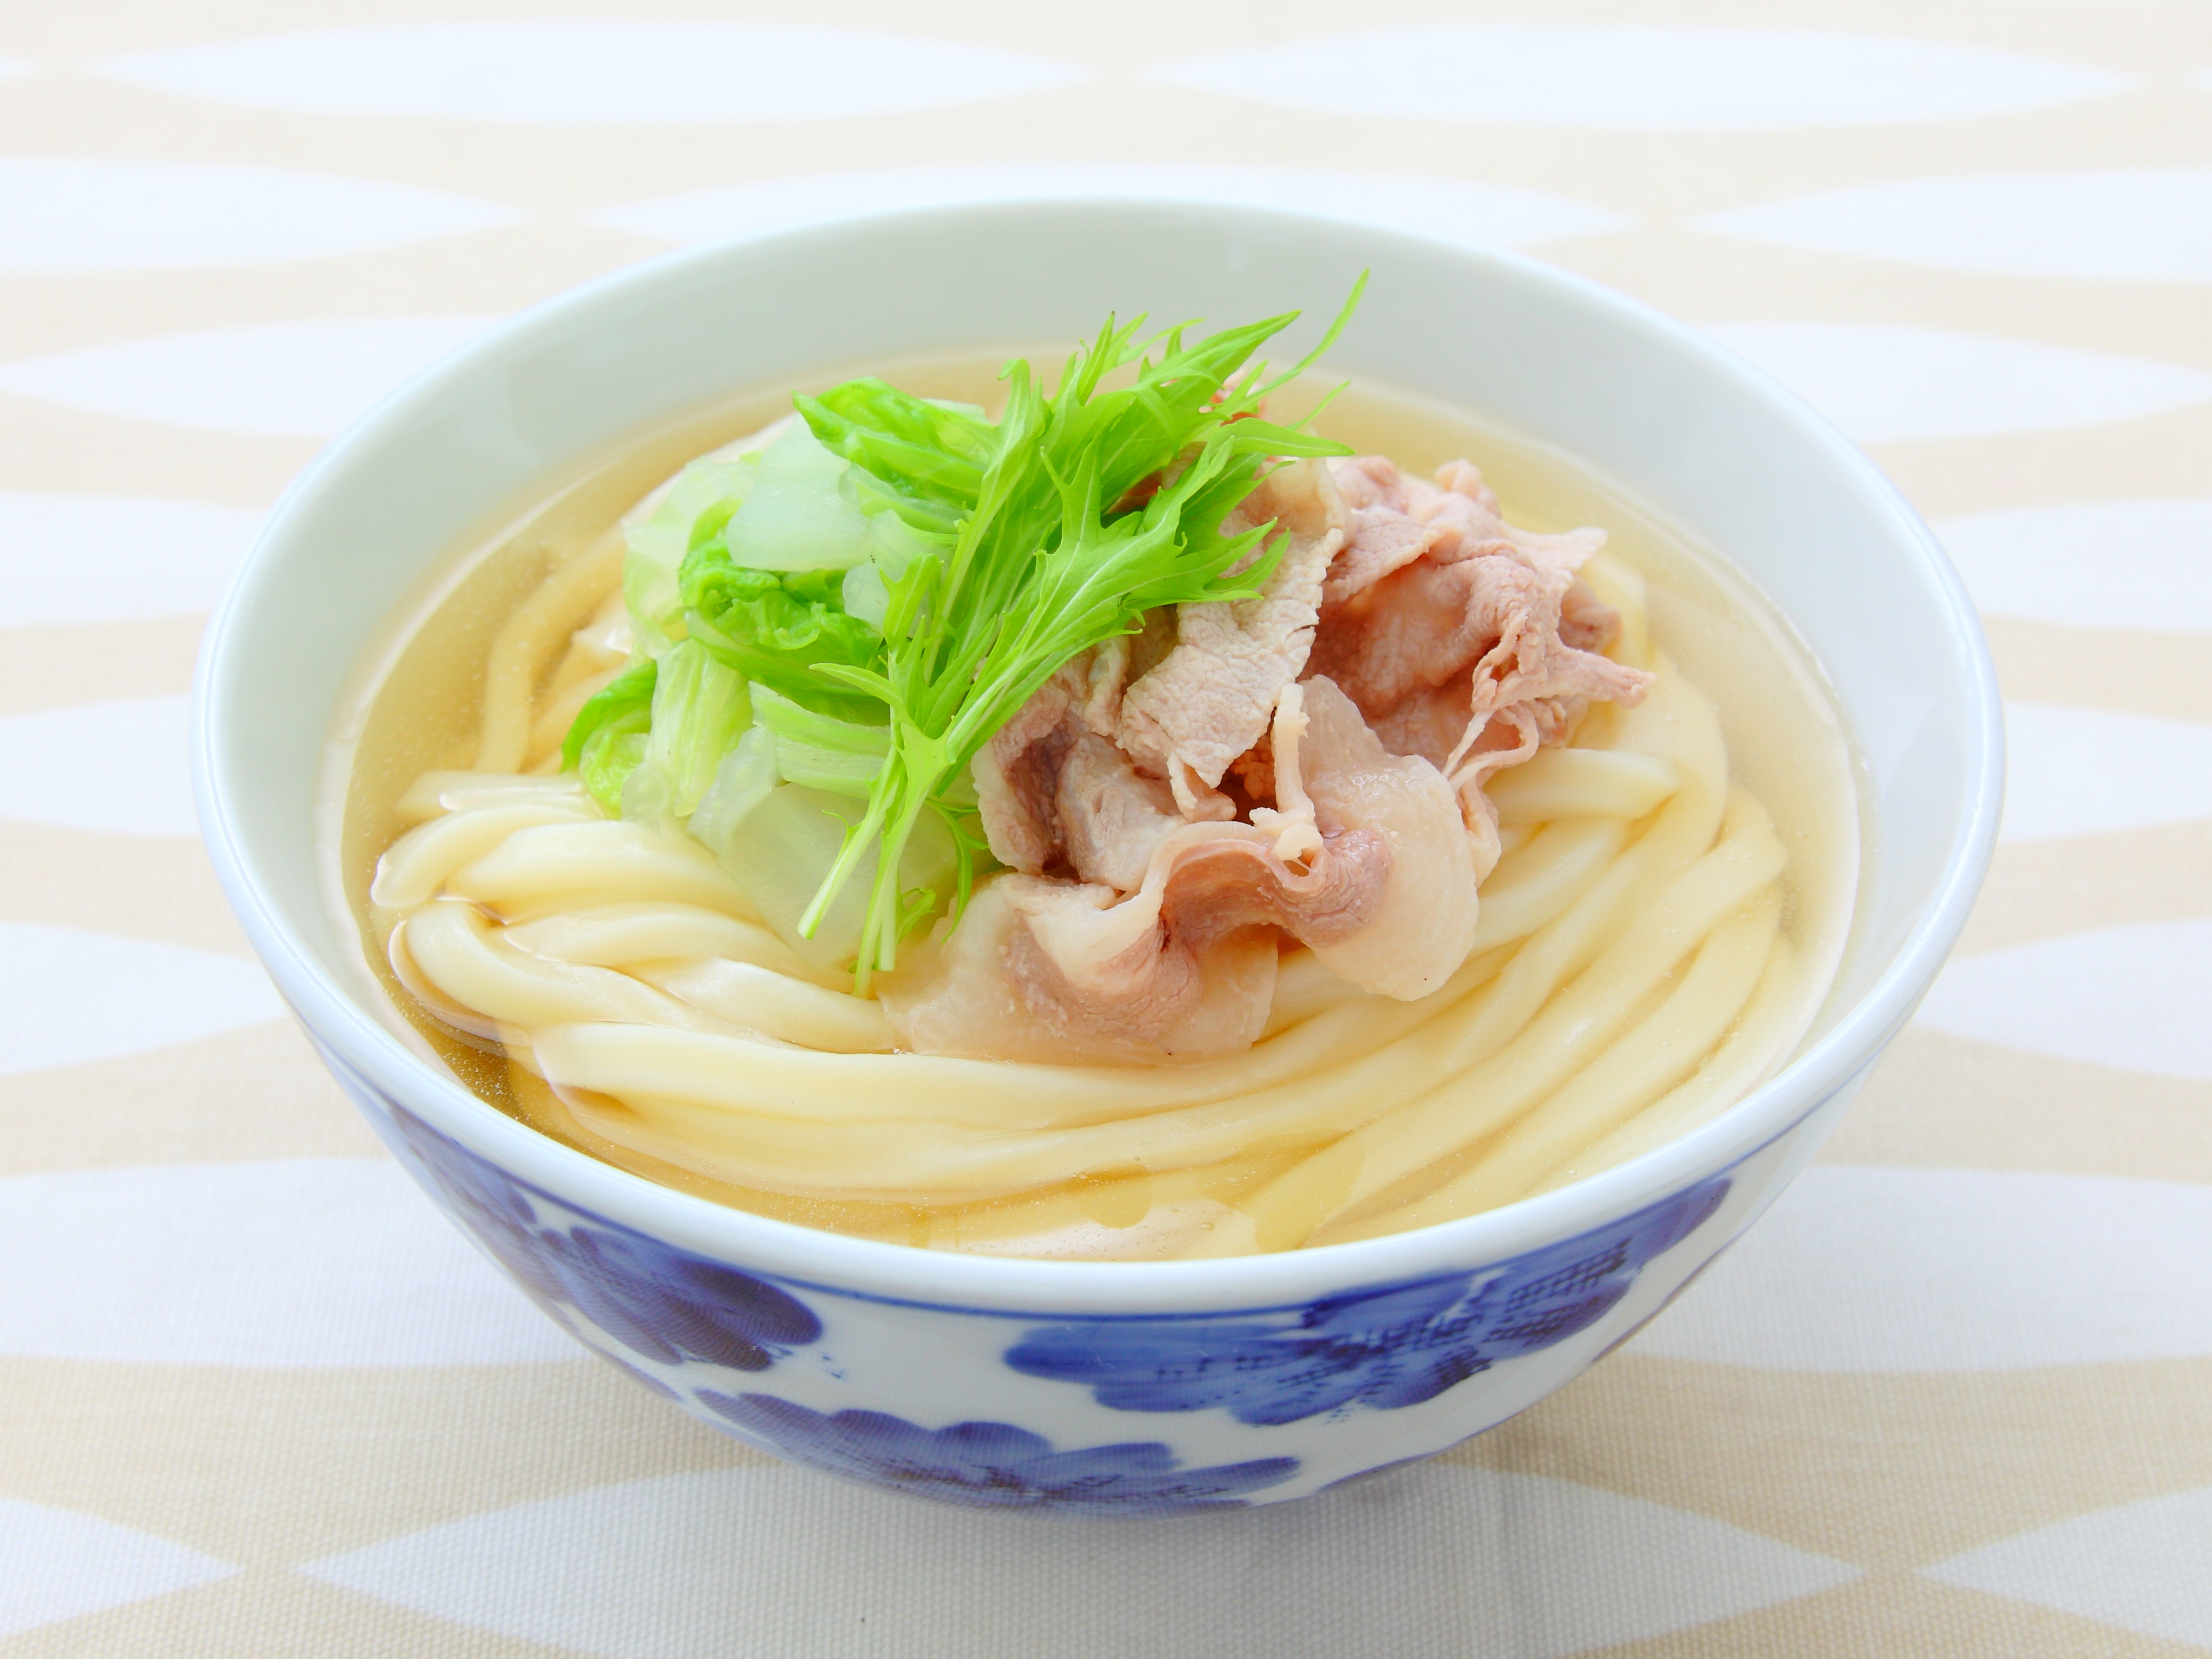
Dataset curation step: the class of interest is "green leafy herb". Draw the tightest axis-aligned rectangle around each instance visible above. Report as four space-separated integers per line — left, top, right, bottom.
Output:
561 278 1364 987
797 280 1364 988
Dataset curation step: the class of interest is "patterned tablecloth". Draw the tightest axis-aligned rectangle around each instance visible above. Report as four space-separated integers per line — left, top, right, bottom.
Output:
3 3 2209 1654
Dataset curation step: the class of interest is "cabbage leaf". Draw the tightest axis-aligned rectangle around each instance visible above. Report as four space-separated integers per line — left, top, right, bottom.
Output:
795 281 1364 987
561 279 1364 987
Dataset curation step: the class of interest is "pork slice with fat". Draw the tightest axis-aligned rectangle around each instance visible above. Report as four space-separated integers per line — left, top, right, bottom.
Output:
971 659 1090 875
883 679 1479 1063
972 653 1185 892
1311 455 1651 807
1115 459 1346 816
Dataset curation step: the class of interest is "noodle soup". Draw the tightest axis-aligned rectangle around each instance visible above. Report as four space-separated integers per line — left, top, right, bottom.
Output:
329 349 1858 1262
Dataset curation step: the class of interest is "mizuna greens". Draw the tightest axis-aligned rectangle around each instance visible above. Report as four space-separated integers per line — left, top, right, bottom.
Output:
563 283 1363 987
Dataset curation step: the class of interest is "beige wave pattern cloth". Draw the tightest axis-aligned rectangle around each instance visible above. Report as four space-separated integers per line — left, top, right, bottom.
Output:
3 1 2211 1654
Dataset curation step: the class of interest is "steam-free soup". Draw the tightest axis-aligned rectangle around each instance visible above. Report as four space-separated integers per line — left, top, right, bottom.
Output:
328 331 1858 1261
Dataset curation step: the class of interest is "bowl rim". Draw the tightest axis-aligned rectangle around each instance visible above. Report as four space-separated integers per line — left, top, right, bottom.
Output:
191 195 2004 1315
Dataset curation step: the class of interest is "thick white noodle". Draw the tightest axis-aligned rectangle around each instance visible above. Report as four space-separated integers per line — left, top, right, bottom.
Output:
369 558 1812 1255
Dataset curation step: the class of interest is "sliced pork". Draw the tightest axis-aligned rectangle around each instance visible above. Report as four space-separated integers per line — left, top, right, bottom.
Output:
1115 459 1346 815
972 653 1186 892
894 453 1647 1065
1312 455 1652 797
887 679 1478 1064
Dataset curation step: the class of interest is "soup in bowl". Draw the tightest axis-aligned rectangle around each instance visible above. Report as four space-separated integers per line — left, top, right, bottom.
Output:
193 200 1999 1510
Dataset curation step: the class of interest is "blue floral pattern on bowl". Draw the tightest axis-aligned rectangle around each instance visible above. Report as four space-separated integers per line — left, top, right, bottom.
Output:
698 1392 1301 1514
1003 1177 1731 1425
390 1107 822 1372
354 1081 1753 1506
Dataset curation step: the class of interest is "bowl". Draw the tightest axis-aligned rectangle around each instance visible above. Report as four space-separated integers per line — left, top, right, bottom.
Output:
192 199 2001 1512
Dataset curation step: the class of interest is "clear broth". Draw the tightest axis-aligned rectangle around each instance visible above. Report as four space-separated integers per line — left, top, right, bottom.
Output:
327 352 1863 1246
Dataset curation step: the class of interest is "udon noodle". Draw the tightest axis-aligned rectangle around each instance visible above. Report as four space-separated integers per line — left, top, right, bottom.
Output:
337 359 1858 1260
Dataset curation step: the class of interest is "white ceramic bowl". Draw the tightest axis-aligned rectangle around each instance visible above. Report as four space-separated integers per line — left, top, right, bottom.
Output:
193 201 2000 1513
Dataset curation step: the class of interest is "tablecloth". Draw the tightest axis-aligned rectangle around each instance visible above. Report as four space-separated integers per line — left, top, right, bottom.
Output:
3 3 2209 1654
